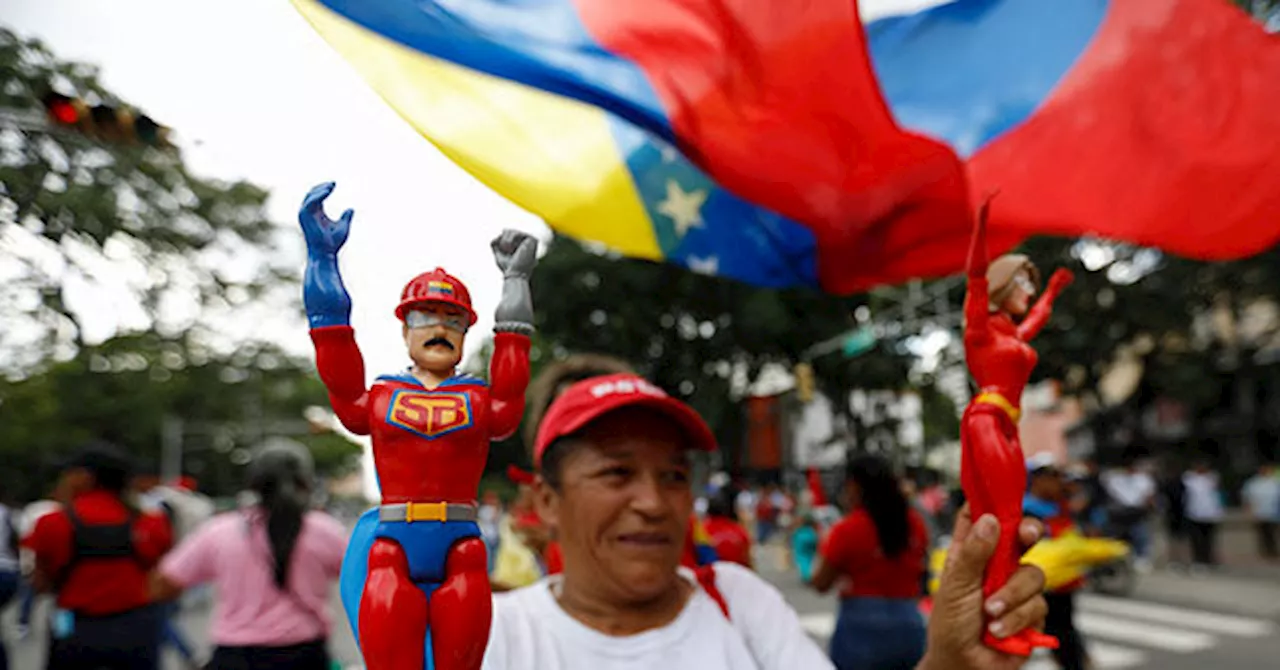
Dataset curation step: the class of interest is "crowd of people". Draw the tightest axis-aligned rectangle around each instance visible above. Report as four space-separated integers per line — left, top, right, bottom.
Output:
4 371 1278 670
0 441 349 670
0 352 1061 670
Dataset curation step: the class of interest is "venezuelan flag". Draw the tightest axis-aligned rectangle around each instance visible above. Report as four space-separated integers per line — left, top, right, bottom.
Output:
293 0 825 291
295 0 1280 294
685 515 719 567
291 0 977 294
866 0 1280 260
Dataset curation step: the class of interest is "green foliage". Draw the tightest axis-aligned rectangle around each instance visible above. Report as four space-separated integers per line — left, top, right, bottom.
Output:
1014 236 1280 410
0 27 351 500
0 334 360 501
0 27 295 372
522 235 916 461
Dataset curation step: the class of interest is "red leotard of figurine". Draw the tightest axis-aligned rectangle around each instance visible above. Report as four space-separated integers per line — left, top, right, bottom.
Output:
961 195 1073 657
298 182 537 670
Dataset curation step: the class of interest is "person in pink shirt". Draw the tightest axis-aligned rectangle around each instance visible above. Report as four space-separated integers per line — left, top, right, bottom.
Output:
150 441 347 670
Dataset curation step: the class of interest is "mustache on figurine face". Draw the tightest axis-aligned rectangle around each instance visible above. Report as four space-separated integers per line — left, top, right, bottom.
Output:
424 337 455 351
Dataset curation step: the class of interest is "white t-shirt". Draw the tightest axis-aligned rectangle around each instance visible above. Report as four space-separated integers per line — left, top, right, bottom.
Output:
478 504 501 541
1102 471 1155 509
20 500 61 537
1242 475 1280 522
1182 472 1224 522
0 504 18 572
483 562 833 670
139 486 215 541
735 490 757 519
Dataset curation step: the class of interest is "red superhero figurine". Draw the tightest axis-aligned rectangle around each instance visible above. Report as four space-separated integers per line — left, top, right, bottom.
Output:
961 196 1072 657
298 182 536 670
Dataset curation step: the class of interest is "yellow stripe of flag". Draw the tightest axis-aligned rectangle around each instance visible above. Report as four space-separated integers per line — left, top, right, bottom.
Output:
292 0 663 260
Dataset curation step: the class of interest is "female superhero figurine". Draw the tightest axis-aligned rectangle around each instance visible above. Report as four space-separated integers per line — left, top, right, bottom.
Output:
298 182 536 670
962 196 1073 657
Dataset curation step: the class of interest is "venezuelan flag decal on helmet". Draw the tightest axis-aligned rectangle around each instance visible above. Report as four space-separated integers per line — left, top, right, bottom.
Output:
395 267 478 325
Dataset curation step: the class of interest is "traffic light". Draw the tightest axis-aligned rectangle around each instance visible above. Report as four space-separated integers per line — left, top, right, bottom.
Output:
40 91 170 147
794 362 816 403
41 92 84 125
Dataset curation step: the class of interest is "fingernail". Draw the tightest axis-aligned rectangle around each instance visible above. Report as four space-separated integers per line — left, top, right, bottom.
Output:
977 515 999 541
986 599 1005 616
988 621 1005 637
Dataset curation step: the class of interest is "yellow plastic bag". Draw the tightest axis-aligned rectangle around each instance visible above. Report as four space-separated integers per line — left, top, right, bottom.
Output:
928 532 1130 594
490 516 543 589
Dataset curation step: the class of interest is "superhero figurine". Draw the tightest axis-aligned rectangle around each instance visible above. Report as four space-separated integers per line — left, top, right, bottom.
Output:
961 196 1072 657
298 182 535 670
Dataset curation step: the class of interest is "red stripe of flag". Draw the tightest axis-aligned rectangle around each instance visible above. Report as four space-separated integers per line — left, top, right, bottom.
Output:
575 0 973 293
971 0 1280 260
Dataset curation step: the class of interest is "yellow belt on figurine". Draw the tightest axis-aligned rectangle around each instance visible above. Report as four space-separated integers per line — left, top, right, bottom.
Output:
975 391 1021 423
378 502 478 523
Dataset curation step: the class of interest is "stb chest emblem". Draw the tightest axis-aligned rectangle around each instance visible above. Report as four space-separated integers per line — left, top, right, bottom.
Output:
386 389 474 439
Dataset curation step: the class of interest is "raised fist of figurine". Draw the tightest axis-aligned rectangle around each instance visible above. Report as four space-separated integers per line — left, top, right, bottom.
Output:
299 182 354 258
1047 268 1075 292
491 229 538 279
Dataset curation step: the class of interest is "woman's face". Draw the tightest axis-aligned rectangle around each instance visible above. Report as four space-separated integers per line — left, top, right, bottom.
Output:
1000 270 1037 316
537 408 692 605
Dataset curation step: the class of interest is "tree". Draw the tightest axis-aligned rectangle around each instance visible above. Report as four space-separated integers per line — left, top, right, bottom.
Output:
0 27 296 375
0 333 361 501
0 28 356 497
522 234 916 466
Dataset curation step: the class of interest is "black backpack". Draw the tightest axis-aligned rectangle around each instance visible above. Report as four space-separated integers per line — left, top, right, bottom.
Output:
52 505 145 592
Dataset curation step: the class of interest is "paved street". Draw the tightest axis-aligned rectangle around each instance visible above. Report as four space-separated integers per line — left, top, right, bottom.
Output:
6 561 1280 669
757 553 1280 670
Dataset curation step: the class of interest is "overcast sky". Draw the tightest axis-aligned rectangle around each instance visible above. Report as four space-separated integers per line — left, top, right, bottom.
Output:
5 0 948 496
6 0 947 378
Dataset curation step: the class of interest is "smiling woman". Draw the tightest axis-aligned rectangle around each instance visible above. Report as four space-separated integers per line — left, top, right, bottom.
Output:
482 371 1051 670
482 372 833 669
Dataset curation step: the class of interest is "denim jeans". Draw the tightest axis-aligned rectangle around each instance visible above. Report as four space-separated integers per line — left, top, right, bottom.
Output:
829 597 926 670
159 601 196 662
0 570 18 670
18 581 35 627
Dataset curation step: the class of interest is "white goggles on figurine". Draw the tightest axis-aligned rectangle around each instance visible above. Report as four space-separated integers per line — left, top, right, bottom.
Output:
404 310 469 333
1013 273 1037 294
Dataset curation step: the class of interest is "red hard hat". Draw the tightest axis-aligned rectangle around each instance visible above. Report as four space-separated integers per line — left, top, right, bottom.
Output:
395 268 477 325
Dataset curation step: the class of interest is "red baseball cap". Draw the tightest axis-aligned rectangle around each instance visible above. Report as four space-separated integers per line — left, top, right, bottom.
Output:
533 373 717 467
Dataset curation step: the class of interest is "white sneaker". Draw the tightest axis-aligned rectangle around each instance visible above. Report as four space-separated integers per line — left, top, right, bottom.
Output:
1134 558 1153 574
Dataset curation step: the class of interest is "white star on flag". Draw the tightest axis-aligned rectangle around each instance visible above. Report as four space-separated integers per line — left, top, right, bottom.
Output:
659 144 680 163
656 179 708 238
687 255 719 275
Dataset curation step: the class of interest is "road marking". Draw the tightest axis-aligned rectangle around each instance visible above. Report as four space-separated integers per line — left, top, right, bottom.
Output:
1079 594 1276 638
1022 641 1147 670
1076 612 1215 652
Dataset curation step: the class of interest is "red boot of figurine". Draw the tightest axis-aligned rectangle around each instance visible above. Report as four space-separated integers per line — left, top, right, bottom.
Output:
429 538 493 670
359 539 431 670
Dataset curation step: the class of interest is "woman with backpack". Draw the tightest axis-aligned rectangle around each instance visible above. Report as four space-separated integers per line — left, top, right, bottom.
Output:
150 441 347 670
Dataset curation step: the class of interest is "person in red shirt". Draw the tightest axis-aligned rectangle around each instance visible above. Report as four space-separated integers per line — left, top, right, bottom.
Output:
703 487 752 568
809 455 929 670
25 442 173 670
754 485 780 543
